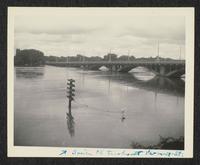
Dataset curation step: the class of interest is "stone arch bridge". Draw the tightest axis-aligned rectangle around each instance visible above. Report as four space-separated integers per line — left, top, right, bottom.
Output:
46 60 185 78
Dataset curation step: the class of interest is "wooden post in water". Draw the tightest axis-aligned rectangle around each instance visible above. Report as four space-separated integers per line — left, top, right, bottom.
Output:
67 79 75 114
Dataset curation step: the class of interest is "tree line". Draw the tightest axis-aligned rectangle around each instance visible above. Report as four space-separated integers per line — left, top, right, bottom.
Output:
44 53 173 62
14 49 45 66
14 48 175 66
45 53 136 62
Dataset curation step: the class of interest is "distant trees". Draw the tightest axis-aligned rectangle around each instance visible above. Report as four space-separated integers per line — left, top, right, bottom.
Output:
103 53 118 61
14 49 45 66
87 56 102 61
118 55 135 61
44 55 58 62
14 48 175 66
44 53 167 63
45 54 103 62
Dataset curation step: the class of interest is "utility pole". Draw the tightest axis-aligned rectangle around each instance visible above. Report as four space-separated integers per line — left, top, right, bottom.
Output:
157 41 160 63
157 41 159 58
83 51 85 62
109 49 112 62
179 45 181 60
67 79 75 113
128 50 130 61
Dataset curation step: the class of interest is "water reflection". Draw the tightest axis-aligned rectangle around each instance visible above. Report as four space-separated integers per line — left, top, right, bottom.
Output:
131 75 185 97
15 67 44 79
92 71 185 97
66 111 75 137
130 72 155 81
14 66 184 149
121 110 126 122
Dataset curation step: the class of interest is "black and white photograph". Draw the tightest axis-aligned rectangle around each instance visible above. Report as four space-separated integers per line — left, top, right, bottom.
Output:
7 7 194 158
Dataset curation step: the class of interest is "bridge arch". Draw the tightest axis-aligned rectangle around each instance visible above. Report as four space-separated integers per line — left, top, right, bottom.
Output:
118 65 160 75
166 68 185 78
118 64 185 78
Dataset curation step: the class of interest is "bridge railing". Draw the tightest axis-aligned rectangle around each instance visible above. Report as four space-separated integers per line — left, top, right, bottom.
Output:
46 60 185 65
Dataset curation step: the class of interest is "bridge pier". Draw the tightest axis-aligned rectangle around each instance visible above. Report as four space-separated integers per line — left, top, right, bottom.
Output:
111 65 117 71
159 65 166 76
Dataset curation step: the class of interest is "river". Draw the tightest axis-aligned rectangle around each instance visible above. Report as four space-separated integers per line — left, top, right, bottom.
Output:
14 65 184 149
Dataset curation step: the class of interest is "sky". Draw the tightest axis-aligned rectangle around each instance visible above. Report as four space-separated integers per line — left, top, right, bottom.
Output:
14 8 185 59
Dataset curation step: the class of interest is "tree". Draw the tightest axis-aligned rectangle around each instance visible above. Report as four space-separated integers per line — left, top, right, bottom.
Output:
14 49 45 66
118 55 129 61
103 53 118 61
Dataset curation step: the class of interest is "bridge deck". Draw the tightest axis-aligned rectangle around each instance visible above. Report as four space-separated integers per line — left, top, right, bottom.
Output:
46 60 185 65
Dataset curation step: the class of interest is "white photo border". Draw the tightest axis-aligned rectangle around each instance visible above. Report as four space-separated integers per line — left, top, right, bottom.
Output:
7 7 194 158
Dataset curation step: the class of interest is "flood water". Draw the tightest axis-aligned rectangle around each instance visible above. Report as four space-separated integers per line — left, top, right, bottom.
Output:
14 65 184 149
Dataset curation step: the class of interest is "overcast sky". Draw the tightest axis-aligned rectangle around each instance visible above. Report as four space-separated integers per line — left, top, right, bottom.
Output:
14 9 185 59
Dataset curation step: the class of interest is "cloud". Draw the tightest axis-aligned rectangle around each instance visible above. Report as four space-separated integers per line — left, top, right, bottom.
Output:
122 27 185 44
15 26 100 35
117 16 185 45
14 11 185 59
